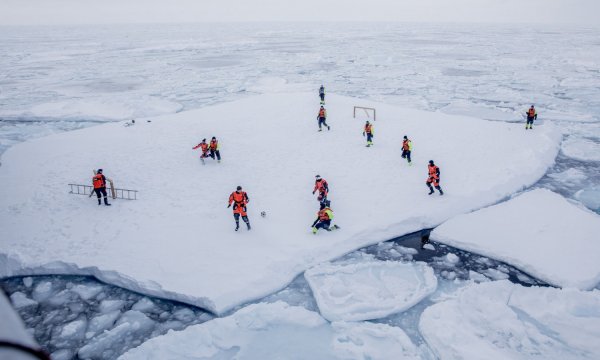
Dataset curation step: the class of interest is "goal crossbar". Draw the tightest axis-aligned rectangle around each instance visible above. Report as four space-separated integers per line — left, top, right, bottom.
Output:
353 106 376 121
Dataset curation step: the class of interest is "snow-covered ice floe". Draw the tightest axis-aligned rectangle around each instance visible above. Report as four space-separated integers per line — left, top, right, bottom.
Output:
431 189 600 289
304 261 437 321
0 93 561 314
119 301 426 360
420 280 600 360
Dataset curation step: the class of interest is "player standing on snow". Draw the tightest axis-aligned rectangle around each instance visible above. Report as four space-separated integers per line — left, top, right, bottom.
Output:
311 202 338 234
317 106 330 131
192 139 210 164
426 160 444 195
92 169 111 206
313 175 329 204
228 186 251 231
319 85 325 104
525 105 537 130
208 136 221 163
401 135 412 165
363 121 374 147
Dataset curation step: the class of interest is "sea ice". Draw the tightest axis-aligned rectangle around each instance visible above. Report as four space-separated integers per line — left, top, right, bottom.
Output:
576 186 600 212
0 93 561 314
119 301 425 360
431 189 600 289
305 261 437 321
419 280 600 359
561 136 600 162
9 291 38 310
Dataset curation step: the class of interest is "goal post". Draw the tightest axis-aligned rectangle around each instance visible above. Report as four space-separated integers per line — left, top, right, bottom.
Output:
353 106 376 121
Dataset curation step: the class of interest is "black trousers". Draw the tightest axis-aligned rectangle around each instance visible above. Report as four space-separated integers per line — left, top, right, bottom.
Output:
320 94 325 101
94 187 108 199
318 117 328 129
402 150 411 162
209 149 221 160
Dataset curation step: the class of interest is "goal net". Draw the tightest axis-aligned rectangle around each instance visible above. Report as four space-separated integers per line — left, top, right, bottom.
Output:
353 106 376 121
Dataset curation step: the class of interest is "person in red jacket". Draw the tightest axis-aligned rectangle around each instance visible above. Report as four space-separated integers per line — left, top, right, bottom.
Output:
317 106 330 131
92 169 111 206
192 139 210 164
401 135 412 165
228 186 251 231
426 160 444 195
313 175 329 204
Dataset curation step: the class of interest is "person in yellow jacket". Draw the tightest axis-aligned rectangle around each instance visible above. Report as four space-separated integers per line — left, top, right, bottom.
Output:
311 201 339 234
401 135 412 165
363 121 374 147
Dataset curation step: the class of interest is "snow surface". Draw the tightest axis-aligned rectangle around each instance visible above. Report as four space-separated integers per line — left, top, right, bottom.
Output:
304 261 437 321
0 292 41 360
420 280 600 359
0 93 561 314
119 301 427 360
431 189 600 289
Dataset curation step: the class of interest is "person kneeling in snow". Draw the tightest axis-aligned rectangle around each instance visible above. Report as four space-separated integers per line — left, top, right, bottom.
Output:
311 202 338 234
192 139 210 164
228 186 251 231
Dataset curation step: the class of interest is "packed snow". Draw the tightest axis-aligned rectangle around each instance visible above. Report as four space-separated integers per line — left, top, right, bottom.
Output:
304 261 437 321
420 280 600 359
431 189 600 289
0 92 561 314
119 301 428 360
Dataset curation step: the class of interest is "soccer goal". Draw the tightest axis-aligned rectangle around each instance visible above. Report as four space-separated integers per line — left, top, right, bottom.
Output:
353 106 376 121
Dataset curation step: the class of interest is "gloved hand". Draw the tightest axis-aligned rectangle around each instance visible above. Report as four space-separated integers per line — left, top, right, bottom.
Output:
362 132 365 136
312 190 315 194
227 204 231 208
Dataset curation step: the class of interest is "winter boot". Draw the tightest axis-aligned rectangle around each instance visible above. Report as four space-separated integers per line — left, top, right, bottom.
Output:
246 222 251 230
98 199 102 206
437 186 444 195
312 227 318 234
104 197 111 206
235 222 240 231
327 125 330 131
427 185 434 195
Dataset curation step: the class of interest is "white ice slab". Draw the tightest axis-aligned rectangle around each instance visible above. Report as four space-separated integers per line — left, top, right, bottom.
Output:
561 136 600 162
431 189 600 289
0 93 561 314
119 301 424 360
420 280 600 360
304 261 437 321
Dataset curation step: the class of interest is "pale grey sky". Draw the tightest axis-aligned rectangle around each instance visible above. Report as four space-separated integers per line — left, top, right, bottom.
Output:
1 0 598 26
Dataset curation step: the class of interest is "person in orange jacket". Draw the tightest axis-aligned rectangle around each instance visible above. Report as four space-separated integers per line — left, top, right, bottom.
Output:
426 160 444 195
313 175 329 204
228 185 251 231
192 139 210 164
208 136 221 163
311 201 338 234
363 121 374 147
317 105 330 131
92 169 111 206
525 105 537 130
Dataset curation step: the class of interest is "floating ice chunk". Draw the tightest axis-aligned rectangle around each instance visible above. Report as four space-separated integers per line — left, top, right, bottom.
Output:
423 243 436 251
50 349 74 360
32 281 55 302
86 311 121 339
432 189 600 289
561 137 600 162
419 280 600 359
10 292 38 310
99 299 125 313
547 168 587 185
444 253 460 265
58 319 87 340
304 261 437 321
483 268 510 280
131 298 158 314
119 301 424 360
468 270 490 283
172 308 195 323
22 277 33 288
79 310 155 359
575 186 600 212
47 289 78 307
71 284 103 301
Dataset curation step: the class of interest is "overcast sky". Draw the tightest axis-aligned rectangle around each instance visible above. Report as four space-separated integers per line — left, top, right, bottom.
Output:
1 0 599 26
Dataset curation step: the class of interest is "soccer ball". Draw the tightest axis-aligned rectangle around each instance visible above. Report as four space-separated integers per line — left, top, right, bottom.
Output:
260 211 266 218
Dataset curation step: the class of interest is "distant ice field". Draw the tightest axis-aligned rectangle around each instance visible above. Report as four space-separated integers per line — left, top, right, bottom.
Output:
1 23 599 210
